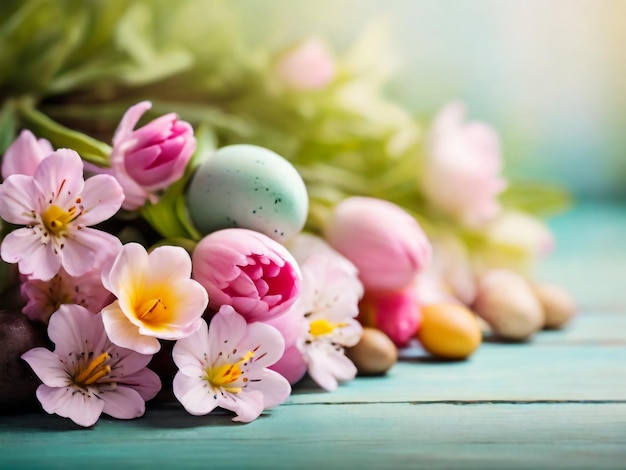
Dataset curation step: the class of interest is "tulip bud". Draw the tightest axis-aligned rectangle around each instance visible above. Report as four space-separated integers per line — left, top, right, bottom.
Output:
192 228 301 322
360 288 422 348
111 101 196 210
325 197 431 291
2 130 53 179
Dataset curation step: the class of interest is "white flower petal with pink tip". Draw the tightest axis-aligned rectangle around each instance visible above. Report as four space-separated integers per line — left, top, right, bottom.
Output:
1 129 53 179
22 305 161 427
101 243 208 353
172 306 291 423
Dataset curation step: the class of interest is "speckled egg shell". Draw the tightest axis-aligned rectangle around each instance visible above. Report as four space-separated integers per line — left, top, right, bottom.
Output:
186 144 309 242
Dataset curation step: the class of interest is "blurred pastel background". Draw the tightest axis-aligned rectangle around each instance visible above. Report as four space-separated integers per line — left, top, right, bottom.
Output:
238 0 626 199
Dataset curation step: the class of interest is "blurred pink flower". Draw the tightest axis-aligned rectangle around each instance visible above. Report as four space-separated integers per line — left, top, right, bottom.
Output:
21 266 113 324
422 102 507 227
324 197 431 291
111 101 196 210
1 130 53 179
172 306 291 423
361 288 421 347
21 305 161 427
192 228 301 322
275 39 336 91
101 243 208 355
0 149 124 281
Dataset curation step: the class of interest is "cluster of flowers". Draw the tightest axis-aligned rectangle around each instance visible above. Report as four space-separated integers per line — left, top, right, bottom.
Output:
0 100 441 427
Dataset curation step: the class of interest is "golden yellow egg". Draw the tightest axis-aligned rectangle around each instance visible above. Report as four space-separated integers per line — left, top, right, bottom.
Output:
417 303 482 360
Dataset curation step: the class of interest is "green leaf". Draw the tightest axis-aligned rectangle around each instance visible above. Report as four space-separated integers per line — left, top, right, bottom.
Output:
16 99 111 166
140 125 215 240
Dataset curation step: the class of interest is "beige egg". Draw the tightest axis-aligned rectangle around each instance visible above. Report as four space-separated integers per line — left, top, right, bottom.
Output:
473 269 544 341
417 303 482 360
345 327 398 376
533 283 576 329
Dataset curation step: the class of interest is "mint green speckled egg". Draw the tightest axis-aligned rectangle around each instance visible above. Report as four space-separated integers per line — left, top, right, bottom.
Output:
185 144 309 242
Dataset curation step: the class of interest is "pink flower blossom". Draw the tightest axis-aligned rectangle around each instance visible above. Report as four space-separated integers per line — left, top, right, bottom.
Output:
101 243 208 355
361 288 421 348
172 306 291 423
111 101 196 210
21 266 113 324
324 197 431 291
275 39 336 91
192 228 301 322
0 149 124 281
422 102 507 227
1 129 53 179
21 304 161 427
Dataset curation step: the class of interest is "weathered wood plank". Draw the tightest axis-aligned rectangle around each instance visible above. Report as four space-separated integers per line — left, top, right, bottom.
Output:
533 313 626 345
289 343 626 404
1 403 625 469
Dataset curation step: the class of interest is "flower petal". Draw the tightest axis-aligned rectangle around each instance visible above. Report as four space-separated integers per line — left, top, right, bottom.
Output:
218 390 264 423
118 368 162 401
36 384 104 427
2 130 53 179
102 386 146 420
78 174 124 225
102 302 160 354
0 175 40 224
244 369 291 408
238 322 285 369
208 306 247 363
61 228 121 278
104 242 148 297
21 348 68 388
306 345 357 392
33 149 84 208
172 320 211 377
146 245 192 285
112 101 152 148
1 229 60 281
173 372 218 416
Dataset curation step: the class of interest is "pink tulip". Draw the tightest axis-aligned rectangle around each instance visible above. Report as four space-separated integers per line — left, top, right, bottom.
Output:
2 130 53 179
192 228 301 322
324 197 431 291
111 101 196 210
275 39 336 91
422 102 507 227
361 288 422 347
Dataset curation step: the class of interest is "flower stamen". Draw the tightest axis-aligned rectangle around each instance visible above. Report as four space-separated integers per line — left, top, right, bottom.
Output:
42 204 78 235
205 351 254 394
309 319 348 337
74 352 111 386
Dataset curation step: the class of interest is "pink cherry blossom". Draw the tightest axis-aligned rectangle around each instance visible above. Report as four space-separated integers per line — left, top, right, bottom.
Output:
0 149 124 281
101 242 208 355
422 102 507 227
1 129 53 179
172 305 291 423
21 304 161 427
325 197 431 291
21 266 113 324
111 101 196 210
275 39 336 91
192 228 301 323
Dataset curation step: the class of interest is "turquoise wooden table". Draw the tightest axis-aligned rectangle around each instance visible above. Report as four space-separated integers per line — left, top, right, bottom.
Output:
1 202 625 469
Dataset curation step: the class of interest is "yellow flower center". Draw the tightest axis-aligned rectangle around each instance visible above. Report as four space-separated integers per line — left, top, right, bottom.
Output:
205 351 254 394
309 319 348 337
42 204 77 235
73 352 111 387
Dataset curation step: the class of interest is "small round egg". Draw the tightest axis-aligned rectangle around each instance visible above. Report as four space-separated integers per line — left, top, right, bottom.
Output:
345 327 398 376
417 303 482 360
185 144 309 242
